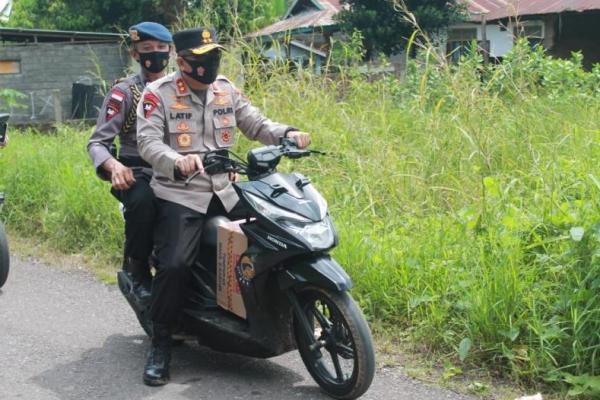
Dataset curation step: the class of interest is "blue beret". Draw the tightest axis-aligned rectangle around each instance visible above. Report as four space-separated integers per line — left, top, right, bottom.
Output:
129 22 172 43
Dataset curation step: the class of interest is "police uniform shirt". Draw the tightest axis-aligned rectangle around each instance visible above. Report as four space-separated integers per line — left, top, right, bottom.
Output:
136 71 293 214
87 73 148 178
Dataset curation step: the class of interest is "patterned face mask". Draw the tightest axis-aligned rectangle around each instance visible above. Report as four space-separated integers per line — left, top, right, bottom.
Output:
182 50 221 84
139 51 170 73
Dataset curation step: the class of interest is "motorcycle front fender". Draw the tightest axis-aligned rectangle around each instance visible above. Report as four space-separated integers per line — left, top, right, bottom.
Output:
278 256 354 292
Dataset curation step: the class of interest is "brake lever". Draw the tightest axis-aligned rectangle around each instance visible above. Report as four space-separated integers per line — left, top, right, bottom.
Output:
184 169 203 186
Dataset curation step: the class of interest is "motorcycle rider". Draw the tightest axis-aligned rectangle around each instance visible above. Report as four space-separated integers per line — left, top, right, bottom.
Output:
87 22 173 301
136 27 310 386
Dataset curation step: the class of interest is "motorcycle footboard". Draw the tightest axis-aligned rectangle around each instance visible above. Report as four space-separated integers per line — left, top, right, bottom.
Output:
182 308 279 358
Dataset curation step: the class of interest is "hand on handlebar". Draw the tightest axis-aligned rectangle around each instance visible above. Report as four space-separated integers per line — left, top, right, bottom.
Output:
286 131 311 149
175 154 204 177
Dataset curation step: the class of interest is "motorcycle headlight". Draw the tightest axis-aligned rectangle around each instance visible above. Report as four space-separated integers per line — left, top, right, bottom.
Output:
245 193 335 250
245 192 311 223
281 218 335 250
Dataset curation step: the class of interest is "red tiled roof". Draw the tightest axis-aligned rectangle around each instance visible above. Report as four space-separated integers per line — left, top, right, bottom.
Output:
466 0 600 20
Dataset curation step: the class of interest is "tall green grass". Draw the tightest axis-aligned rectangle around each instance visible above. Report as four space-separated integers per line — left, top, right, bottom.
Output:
2 41 600 395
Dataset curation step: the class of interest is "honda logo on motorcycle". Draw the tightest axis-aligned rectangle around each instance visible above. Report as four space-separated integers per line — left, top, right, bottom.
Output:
266 234 287 249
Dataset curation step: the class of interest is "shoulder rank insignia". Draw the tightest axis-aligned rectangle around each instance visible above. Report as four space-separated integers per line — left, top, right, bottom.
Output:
176 78 188 95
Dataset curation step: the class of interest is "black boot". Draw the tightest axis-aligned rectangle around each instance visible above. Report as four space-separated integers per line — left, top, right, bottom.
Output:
143 323 172 386
124 258 152 303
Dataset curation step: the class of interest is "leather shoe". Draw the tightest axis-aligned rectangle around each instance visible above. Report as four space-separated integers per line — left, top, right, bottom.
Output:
143 323 172 386
143 344 171 386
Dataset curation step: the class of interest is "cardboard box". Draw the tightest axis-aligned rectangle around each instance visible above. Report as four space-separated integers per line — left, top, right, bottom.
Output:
216 220 247 319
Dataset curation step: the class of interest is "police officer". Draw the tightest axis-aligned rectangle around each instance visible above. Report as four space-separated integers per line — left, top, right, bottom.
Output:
87 22 173 301
136 27 310 386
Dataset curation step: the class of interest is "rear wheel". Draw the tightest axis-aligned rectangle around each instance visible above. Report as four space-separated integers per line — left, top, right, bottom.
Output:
293 286 375 400
0 222 9 288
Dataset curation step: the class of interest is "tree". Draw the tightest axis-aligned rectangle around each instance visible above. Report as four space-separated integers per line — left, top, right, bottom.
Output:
4 0 288 34
336 0 466 59
5 0 171 31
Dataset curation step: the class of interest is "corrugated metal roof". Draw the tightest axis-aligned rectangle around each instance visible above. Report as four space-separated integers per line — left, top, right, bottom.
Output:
249 0 341 38
0 27 124 43
466 0 600 20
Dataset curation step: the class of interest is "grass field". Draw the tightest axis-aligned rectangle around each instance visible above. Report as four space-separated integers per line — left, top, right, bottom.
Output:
2 42 600 396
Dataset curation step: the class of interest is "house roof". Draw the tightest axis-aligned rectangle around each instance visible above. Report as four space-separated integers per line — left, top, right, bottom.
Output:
0 27 124 43
249 0 342 38
465 0 600 21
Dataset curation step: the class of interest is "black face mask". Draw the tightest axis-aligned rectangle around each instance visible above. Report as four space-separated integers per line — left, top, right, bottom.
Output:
138 51 170 73
182 51 221 84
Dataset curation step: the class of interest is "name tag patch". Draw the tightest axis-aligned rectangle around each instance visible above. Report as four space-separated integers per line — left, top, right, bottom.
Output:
169 112 192 120
213 107 233 116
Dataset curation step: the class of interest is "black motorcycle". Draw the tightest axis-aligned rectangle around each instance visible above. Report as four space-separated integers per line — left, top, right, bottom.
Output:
0 113 9 289
118 139 375 399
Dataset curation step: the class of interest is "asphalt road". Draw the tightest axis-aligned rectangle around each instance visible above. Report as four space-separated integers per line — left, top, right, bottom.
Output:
0 256 477 400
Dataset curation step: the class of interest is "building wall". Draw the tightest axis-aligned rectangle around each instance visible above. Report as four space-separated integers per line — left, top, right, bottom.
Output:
547 11 600 69
0 41 128 123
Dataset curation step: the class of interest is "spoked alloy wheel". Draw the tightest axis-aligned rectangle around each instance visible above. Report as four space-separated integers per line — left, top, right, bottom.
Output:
293 286 375 399
0 222 9 288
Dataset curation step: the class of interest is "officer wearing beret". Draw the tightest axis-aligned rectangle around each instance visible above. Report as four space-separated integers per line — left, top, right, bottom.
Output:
87 22 173 301
136 27 310 386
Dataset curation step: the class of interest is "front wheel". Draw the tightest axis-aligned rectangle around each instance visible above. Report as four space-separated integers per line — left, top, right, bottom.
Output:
0 222 9 288
293 286 375 400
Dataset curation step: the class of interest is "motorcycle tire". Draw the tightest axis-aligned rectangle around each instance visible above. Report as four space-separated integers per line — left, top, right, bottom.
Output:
0 222 9 288
293 286 375 400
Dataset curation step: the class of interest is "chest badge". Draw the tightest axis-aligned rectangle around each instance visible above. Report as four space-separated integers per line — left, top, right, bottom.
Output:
214 97 232 106
170 97 192 110
177 133 193 148
221 130 232 143
176 122 190 132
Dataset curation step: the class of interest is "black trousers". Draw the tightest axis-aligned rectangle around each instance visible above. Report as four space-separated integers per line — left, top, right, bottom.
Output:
150 196 245 325
111 169 157 264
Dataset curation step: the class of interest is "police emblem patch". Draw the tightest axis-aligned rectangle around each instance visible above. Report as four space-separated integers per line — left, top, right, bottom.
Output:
177 133 193 148
129 29 140 42
221 130 232 143
202 30 212 44
142 93 160 118
237 256 255 286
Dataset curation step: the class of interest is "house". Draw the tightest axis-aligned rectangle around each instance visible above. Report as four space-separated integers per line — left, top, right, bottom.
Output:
448 0 600 67
248 0 342 73
252 0 600 71
0 27 128 123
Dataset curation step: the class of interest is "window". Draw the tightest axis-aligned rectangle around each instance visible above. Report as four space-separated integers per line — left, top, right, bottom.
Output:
447 28 478 62
0 60 20 74
515 21 545 47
